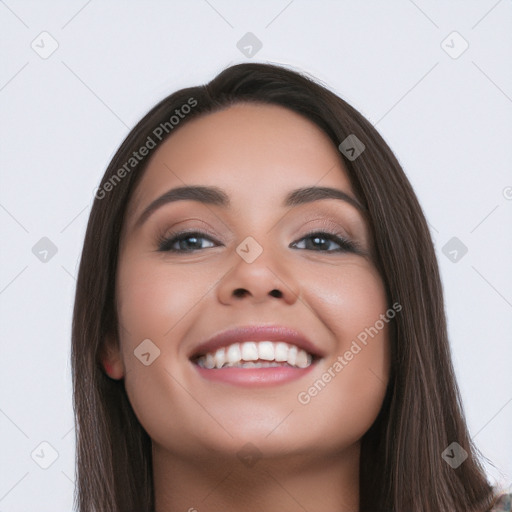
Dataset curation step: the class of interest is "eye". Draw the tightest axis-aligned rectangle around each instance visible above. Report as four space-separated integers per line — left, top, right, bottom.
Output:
157 230 219 252
290 231 356 253
156 230 358 254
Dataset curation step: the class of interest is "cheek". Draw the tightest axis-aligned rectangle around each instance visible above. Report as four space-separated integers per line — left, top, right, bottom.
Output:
306 259 389 344
293 260 391 445
115 256 215 356
115 257 225 447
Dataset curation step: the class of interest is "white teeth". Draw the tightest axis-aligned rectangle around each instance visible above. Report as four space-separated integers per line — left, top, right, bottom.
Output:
205 352 215 369
226 344 242 364
214 347 225 369
274 342 288 362
287 345 298 366
295 349 310 368
195 341 315 369
258 341 275 361
241 342 259 361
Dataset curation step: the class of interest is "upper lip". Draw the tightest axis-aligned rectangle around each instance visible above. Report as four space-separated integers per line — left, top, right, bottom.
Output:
188 325 326 360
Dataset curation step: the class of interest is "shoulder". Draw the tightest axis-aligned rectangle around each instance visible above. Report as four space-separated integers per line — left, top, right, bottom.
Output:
491 493 512 511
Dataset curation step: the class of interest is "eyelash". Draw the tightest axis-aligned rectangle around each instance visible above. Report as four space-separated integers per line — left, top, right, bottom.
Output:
156 230 358 254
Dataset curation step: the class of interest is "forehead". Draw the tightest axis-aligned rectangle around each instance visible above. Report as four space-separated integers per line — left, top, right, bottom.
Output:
127 103 355 219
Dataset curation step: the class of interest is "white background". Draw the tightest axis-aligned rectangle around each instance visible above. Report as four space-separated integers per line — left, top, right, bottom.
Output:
1 1 511 510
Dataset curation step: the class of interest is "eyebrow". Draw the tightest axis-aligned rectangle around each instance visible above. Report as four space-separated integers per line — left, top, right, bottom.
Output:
134 185 367 228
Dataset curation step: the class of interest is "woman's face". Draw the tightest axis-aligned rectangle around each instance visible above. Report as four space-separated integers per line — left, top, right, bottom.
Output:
104 103 391 464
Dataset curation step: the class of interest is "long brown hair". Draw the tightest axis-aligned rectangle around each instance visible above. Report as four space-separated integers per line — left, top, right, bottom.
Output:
72 62 499 511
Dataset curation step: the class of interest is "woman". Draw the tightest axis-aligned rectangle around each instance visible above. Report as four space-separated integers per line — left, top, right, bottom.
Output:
72 62 510 511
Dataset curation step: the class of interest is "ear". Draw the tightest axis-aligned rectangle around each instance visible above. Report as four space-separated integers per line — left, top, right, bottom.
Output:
99 335 125 380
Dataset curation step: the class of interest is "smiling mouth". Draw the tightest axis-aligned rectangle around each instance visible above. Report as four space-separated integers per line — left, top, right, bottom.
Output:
191 341 317 369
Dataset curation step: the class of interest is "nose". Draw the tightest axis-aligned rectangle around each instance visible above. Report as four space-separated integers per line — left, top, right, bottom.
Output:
216 243 300 306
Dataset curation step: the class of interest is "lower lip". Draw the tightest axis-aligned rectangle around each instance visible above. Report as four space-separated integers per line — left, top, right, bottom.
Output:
193 362 316 387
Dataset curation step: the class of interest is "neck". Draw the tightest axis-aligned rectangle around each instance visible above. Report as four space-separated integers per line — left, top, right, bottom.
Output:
152 443 360 512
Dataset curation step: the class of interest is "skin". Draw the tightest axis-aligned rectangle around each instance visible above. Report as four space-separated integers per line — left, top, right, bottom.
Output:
102 103 391 512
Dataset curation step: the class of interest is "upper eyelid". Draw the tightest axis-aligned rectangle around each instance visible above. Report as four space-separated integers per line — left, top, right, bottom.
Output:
159 220 223 240
160 225 350 241
296 217 351 234
160 215 354 238
155 212 366 249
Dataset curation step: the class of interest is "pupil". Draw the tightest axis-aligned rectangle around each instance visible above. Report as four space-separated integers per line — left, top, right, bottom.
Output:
183 236 199 250
313 236 327 249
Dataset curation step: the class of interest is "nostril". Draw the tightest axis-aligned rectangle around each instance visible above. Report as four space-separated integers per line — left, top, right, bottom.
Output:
231 289 283 299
